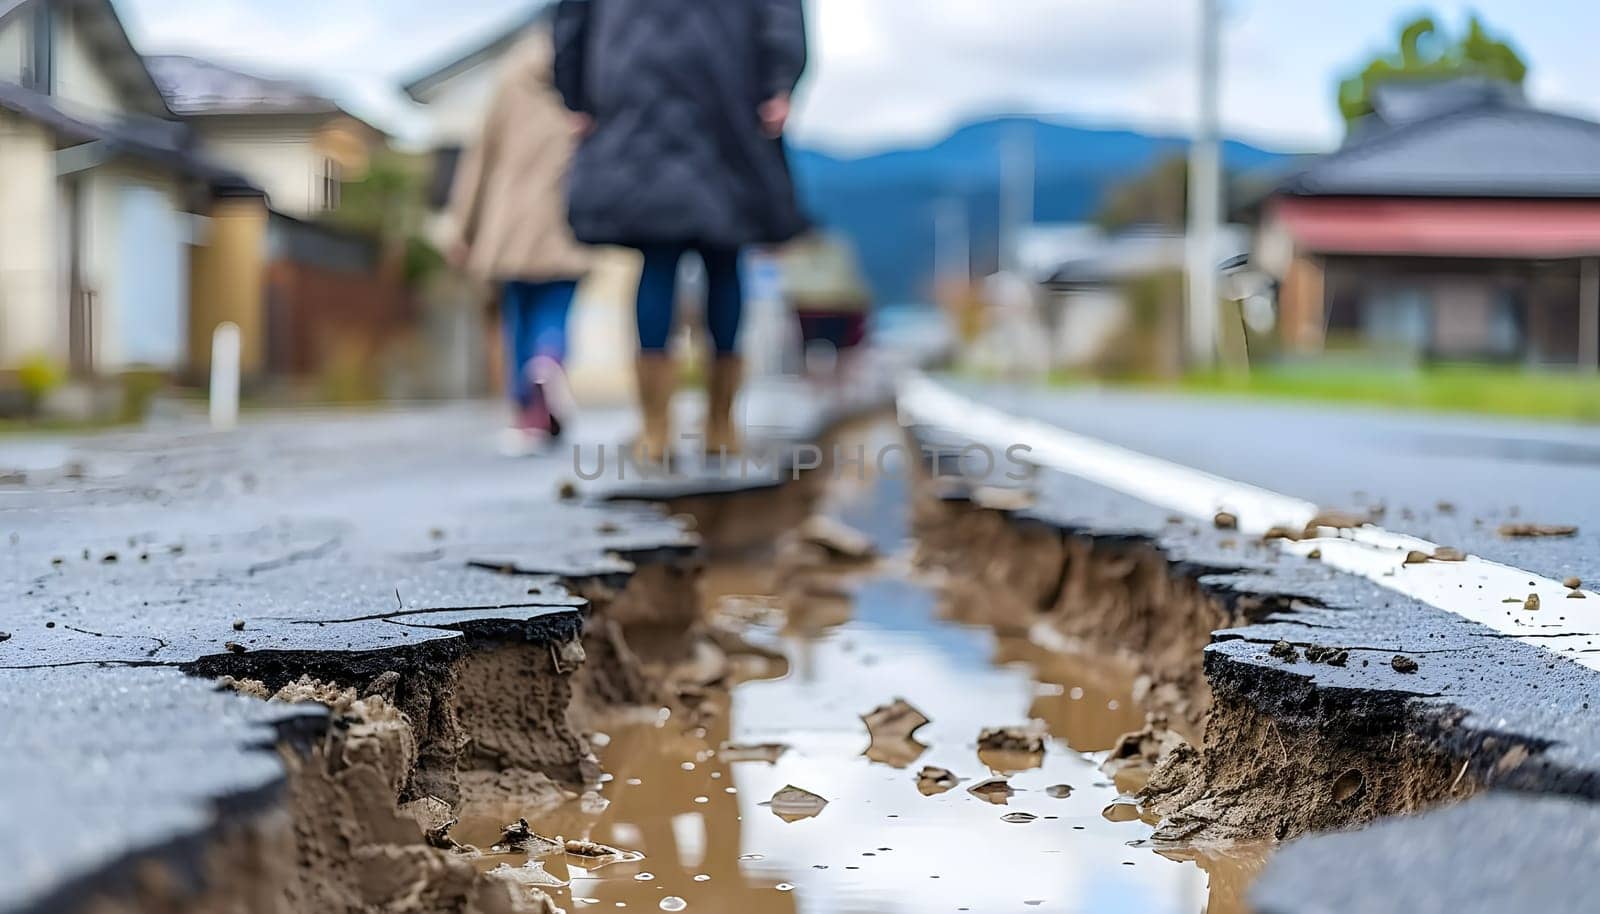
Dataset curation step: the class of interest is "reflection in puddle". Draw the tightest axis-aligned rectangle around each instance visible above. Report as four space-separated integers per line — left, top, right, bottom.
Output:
457 454 1264 913
467 576 1264 913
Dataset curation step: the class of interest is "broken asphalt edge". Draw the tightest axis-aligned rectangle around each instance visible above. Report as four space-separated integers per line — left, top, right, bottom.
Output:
896 396 1600 889
2 392 887 914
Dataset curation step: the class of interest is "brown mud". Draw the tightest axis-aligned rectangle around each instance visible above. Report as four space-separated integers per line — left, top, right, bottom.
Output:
192 622 593 914
1140 680 1477 844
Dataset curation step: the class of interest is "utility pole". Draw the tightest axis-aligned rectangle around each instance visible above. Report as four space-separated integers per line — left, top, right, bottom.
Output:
1185 0 1223 367
1581 258 1599 373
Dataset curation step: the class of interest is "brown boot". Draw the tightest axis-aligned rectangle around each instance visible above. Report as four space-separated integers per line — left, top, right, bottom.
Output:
705 354 743 456
633 353 674 466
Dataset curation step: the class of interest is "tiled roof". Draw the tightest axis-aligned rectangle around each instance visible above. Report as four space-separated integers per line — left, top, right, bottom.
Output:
145 54 341 117
1280 97 1600 199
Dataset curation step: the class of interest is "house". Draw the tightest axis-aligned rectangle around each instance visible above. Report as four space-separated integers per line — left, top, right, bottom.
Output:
145 54 384 219
1251 79 1600 368
0 0 258 391
1027 224 1249 373
142 54 408 392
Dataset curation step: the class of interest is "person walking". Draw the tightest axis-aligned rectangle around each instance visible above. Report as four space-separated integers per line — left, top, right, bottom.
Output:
553 0 809 464
448 25 591 455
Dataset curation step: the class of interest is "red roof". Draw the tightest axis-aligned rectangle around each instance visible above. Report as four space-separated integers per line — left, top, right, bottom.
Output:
1271 196 1600 258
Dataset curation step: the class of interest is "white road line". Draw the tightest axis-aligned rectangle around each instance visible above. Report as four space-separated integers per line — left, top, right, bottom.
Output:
898 375 1600 671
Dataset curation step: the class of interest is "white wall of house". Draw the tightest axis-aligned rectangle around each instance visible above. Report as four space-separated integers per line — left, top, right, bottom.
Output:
0 13 25 84
74 164 192 371
194 124 328 218
0 112 60 368
106 173 188 369
79 169 118 368
53 6 127 119
0 3 201 377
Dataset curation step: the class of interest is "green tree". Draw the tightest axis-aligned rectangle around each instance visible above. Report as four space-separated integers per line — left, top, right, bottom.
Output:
1337 14 1528 128
322 150 443 286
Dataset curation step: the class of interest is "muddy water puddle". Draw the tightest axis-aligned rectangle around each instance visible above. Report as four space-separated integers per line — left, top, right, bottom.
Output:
459 454 1265 912
464 577 1264 912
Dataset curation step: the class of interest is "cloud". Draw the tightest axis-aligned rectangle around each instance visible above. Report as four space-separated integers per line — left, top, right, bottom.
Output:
132 0 1600 156
118 0 528 137
792 0 1202 151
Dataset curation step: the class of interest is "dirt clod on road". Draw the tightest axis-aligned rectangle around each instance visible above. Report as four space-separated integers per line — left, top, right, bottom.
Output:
1499 522 1579 538
978 722 1048 754
916 765 961 795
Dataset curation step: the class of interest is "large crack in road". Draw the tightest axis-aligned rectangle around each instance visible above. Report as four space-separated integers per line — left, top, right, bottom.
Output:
899 375 1600 913
12 382 1600 914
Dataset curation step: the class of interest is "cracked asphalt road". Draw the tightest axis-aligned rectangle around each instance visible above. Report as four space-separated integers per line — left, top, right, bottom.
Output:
0 374 869 914
0 403 697 914
906 380 1600 913
941 381 1600 585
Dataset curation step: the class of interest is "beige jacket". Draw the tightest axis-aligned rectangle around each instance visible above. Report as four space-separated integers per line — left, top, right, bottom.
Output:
447 30 591 282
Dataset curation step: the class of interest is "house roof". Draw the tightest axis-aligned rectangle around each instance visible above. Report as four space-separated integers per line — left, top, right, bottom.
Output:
1362 76 1525 133
145 54 343 117
1277 92 1600 199
0 80 259 194
401 3 551 102
1 0 172 117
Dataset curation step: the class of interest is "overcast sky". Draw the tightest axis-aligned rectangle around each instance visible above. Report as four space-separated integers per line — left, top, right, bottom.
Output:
118 0 1600 154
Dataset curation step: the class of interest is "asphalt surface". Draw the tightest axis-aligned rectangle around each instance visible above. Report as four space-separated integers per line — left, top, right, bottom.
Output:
908 381 1600 912
0 405 662 913
915 383 1600 779
1 666 321 914
946 381 1600 585
1251 792 1600 914
0 374 864 914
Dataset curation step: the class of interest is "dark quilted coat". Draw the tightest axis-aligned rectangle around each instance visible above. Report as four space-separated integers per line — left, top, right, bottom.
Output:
552 0 808 248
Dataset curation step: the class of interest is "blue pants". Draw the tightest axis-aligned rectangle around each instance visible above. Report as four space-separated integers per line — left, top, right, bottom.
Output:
635 243 743 355
501 280 576 408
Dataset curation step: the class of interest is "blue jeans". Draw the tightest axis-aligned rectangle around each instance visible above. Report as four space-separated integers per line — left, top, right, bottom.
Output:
501 280 576 408
635 244 743 355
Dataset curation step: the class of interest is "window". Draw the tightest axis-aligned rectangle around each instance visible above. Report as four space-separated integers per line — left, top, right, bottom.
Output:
319 158 342 211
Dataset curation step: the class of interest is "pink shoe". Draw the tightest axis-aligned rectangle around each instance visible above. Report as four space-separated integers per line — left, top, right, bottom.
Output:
529 356 577 439
497 399 552 457
519 396 553 435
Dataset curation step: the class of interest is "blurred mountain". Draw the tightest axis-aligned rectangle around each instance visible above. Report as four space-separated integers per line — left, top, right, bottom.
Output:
788 115 1294 304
